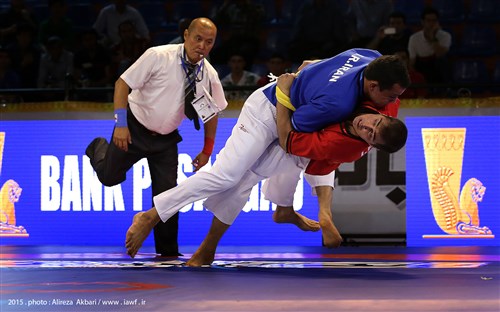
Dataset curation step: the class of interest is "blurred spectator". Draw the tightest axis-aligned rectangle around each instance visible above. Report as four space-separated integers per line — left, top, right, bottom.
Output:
347 0 393 48
37 36 73 88
38 0 75 50
6 23 41 88
211 0 265 65
0 0 38 46
0 46 21 89
394 50 427 99
168 18 192 44
367 11 412 55
73 29 111 89
408 7 451 86
220 52 259 101
93 0 150 47
288 0 349 62
109 20 148 81
257 53 287 87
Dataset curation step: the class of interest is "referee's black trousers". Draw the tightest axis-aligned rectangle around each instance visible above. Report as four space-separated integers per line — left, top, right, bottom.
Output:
87 106 183 256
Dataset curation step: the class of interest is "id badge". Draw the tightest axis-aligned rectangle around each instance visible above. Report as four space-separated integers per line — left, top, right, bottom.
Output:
191 86 220 123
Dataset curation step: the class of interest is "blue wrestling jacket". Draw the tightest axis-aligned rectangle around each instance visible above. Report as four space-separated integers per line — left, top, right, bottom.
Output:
263 48 382 132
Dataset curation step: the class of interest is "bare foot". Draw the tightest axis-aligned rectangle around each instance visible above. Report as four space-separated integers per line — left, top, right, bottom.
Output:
320 218 343 248
125 212 156 258
273 206 320 231
186 248 216 267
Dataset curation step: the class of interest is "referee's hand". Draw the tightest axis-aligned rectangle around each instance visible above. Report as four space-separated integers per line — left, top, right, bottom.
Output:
192 152 209 172
113 127 132 152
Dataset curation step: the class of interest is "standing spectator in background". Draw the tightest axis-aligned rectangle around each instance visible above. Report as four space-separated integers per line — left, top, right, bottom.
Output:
109 20 148 81
394 50 427 99
37 36 73 89
221 52 260 102
6 23 41 89
347 0 393 49
257 53 288 87
93 0 150 48
38 0 75 50
288 0 349 62
408 7 451 87
0 0 38 46
211 0 265 66
73 29 111 90
367 12 412 55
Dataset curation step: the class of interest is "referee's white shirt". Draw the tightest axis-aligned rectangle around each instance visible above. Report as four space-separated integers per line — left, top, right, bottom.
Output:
121 44 227 135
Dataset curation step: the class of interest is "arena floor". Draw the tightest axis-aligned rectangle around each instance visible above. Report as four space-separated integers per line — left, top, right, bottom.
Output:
1 245 499 312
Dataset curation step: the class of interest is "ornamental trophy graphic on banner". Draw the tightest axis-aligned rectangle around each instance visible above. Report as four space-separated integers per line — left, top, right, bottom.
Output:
422 128 493 238
0 132 28 237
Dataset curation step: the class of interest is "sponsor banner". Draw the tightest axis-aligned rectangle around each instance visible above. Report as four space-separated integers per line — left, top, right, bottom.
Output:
0 119 318 246
2 111 498 247
406 116 500 246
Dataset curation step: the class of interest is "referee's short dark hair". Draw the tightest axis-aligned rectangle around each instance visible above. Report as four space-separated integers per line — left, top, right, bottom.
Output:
364 55 411 91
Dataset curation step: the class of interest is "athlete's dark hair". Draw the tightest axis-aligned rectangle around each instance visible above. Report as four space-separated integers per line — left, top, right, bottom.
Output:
373 117 408 153
364 55 410 91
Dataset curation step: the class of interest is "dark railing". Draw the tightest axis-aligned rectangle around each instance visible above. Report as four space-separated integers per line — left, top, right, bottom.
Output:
1 83 499 105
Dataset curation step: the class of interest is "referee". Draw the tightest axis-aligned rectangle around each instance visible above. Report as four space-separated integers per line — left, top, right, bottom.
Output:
85 18 227 257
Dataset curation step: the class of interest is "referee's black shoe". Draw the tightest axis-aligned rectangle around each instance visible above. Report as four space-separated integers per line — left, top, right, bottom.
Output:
85 137 108 168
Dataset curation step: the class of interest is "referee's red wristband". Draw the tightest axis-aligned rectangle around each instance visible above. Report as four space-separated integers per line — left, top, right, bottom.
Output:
202 137 215 156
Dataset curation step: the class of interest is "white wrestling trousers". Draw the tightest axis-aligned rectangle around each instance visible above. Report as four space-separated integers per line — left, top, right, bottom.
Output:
204 140 308 225
153 87 281 222
204 139 336 225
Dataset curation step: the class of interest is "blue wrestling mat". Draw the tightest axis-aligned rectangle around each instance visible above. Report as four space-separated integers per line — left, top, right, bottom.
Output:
1 246 499 312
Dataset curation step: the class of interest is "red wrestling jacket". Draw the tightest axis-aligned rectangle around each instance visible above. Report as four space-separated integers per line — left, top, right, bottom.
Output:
286 99 400 175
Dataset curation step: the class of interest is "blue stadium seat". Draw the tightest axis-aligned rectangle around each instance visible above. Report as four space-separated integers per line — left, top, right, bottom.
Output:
213 64 230 78
452 59 489 94
31 4 49 21
67 3 97 32
467 0 500 23
392 0 425 25
278 0 349 26
431 0 465 24
251 63 268 77
17 0 43 5
170 1 203 24
492 61 500 94
453 60 489 83
278 0 303 26
151 30 179 46
136 2 168 32
254 0 278 25
458 25 497 56
289 63 301 73
264 28 292 56
494 61 500 83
